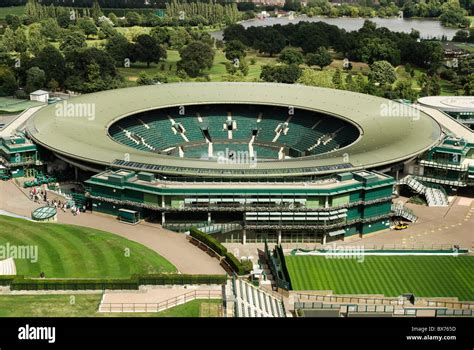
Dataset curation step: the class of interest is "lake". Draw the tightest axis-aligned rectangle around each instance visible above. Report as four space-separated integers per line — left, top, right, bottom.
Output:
211 15 459 40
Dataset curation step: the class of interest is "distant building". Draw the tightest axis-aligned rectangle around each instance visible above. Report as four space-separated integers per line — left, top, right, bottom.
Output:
442 42 469 68
29 90 49 104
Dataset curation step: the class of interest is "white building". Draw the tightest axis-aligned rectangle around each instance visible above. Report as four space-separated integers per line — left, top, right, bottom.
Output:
29 90 49 104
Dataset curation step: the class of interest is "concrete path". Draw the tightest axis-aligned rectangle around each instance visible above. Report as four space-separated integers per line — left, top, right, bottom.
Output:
99 285 222 313
0 105 45 138
224 195 474 258
0 180 225 275
414 104 473 142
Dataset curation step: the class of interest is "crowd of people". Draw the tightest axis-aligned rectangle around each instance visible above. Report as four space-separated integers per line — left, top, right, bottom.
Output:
29 186 84 216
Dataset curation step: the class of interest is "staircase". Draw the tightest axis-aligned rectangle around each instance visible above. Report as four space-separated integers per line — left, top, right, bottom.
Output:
232 277 286 317
391 203 418 222
399 176 448 207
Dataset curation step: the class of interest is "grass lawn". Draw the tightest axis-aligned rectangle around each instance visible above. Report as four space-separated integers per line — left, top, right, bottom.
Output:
286 255 474 301
0 294 222 317
0 215 176 278
0 6 25 19
0 97 44 114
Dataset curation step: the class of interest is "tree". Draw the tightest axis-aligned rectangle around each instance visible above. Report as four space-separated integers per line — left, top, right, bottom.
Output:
91 0 103 21
25 0 42 23
98 21 117 39
332 68 344 89
150 27 171 46
279 48 304 65
305 47 332 70
5 15 21 30
25 67 46 93
177 41 215 78
393 79 418 101
34 45 66 87
105 34 132 66
0 65 18 97
453 30 469 42
419 73 441 96
64 47 121 93
169 28 191 50
224 40 247 61
260 64 302 84
40 18 61 41
78 18 98 39
60 31 87 53
126 12 142 26
225 58 249 76
223 24 248 45
254 28 286 57
296 68 334 88
28 23 48 56
14 27 29 54
131 34 167 68
57 11 71 29
368 60 396 86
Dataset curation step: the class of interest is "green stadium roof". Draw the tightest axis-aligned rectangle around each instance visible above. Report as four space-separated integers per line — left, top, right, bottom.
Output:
27 83 442 178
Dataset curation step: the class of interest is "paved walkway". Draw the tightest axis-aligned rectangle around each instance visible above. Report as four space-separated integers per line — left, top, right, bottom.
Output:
101 284 221 304
0 105 45 138
0 180 225 275
414 104 474 142
224 195 474 258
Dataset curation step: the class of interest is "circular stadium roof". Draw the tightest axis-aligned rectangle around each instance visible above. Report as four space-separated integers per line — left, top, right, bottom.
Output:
418 96 474 112
27 83 442 178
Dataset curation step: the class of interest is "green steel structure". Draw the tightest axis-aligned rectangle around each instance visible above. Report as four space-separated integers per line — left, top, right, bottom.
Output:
23 83 446 241
27 83 441 178
0 134 39 179
85 169 395 243
417 137 474 189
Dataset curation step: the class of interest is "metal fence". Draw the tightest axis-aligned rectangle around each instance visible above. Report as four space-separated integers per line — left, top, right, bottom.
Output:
99 289 222 313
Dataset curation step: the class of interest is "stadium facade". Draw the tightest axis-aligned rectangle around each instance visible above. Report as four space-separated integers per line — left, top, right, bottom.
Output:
85 169 394 243
6 82 457 243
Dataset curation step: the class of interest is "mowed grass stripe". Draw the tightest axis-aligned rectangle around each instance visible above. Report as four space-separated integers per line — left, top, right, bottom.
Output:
30 223 88 277
1 220 66 276
0 216 176 278
286 255 474 300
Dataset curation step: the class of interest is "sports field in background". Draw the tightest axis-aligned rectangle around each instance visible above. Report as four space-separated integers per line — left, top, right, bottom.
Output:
285 255 474 301
0 215 176 278
0 6 24 19
0 97 43 114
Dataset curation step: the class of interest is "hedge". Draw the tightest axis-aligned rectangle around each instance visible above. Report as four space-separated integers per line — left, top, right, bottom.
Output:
190 227 227 256
224 252 245 275
189 227 246 275
0 276 15 286
137 274 227 286
2 274 227 291
275 245 292 290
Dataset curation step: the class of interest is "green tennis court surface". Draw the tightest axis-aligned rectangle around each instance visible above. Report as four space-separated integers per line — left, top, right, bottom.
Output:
286 255 474 301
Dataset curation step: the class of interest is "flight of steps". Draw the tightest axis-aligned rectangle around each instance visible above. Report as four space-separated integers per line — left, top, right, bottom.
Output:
391 203 418 222
232 278 285 317
399 175 448 207
0 258 16 275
